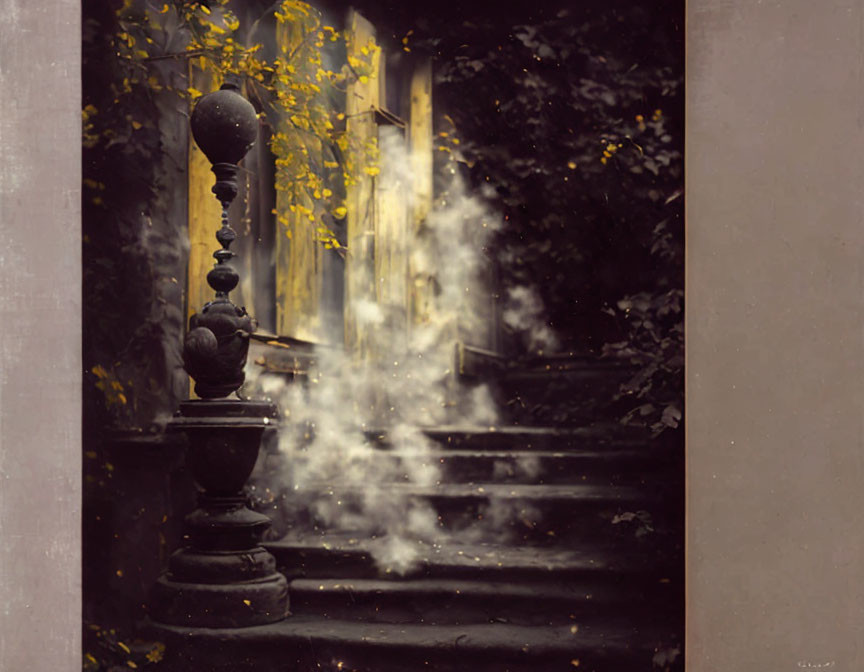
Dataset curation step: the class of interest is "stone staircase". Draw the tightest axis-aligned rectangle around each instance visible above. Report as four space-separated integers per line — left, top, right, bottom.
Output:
151 356 683 671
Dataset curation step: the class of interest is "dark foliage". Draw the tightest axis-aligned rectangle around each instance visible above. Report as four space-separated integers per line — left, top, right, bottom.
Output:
343 0 685 431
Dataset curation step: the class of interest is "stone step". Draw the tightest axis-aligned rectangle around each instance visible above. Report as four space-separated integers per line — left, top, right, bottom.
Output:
363 424 652 453
489 363 636 425
151 615 679 672
354 447 675 486
265 535 676 584
300 481 658 504
287 575 677 626
275 481 675 544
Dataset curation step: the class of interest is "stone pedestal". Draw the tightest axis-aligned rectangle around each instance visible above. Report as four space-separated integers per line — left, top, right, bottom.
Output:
150 399 288 628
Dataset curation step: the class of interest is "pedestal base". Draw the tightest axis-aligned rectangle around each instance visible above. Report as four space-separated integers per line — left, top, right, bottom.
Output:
150 399 288 629
151 571 288 628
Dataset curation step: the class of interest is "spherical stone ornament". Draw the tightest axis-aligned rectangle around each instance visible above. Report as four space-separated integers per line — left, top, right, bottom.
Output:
184 327 218 360
183 302 255 398
190 83 258 165
207 263 240 295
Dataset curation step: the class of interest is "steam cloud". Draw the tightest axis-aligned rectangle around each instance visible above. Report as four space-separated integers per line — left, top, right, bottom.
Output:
502 285 560 353
246 125 554 573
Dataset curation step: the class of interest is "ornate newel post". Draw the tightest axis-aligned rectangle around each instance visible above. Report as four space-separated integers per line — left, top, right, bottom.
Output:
150 82 288 628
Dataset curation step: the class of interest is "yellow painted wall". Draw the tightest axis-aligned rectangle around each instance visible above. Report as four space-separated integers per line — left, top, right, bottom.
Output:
344 9 381 357
186 67 223 322
407 59 435 330
273 19 326 342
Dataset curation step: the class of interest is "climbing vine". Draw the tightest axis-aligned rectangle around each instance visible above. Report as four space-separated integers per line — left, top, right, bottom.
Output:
389 3 684 434
101 0 376 245
83 0 376 424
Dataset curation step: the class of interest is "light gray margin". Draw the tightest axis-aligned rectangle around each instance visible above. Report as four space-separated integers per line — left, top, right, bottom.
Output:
3 0 864 670
0 0 82 670
687 0 864 669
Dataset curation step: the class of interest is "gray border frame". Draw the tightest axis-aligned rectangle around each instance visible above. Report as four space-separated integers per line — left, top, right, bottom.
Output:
0 0 82 669
687 0 864 669
3 0 864 669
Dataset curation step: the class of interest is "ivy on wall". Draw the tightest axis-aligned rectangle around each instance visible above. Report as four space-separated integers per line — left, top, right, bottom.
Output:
83 0 374 428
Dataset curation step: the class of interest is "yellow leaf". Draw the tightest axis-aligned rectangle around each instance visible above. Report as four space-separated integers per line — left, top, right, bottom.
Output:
363 165 380 176
131 121 142 130
187 87 203 99
160 3 169 13
146 644 165 663
333 206 347 219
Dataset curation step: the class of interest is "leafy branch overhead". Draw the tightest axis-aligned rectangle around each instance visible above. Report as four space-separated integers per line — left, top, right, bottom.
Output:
399 3 683 432
87 0 376 251
83 0 377 423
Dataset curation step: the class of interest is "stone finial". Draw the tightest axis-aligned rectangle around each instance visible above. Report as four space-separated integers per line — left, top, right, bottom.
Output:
183 82 260 399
